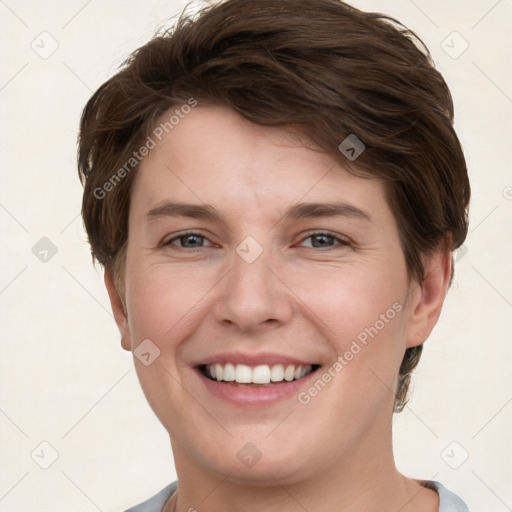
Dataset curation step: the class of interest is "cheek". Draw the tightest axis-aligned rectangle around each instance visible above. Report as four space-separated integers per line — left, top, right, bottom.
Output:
124 258 212 349
293 261 407 344
123 260 208 428
293 259 410 402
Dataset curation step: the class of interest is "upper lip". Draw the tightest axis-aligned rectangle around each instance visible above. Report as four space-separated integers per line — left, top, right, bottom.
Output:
192 351 320 367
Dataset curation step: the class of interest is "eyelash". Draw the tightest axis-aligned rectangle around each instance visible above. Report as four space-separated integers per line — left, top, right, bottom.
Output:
163 231 350 250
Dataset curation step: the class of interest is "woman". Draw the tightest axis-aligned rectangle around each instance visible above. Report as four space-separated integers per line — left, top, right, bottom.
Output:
77 0 470 510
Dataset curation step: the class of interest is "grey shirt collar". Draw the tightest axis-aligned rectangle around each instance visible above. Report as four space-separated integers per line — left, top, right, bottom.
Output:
123 479 469 512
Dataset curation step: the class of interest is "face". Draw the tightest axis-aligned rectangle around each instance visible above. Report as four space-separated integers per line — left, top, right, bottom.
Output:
106 104 448 486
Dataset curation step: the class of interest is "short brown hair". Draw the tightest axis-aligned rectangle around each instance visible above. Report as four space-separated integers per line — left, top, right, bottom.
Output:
78 0 470 412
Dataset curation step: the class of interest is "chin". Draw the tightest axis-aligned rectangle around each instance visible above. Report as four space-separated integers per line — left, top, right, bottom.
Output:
192 433 322 487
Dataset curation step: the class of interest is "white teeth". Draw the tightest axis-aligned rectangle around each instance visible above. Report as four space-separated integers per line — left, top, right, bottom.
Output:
235 364 252 383
270 364 284 382
223 362 235 381
215 364 224 381
284 365 295 382
253 365 271 384
205 363 313 384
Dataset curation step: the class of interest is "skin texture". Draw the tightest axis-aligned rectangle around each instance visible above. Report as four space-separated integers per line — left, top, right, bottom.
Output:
104 104 451 512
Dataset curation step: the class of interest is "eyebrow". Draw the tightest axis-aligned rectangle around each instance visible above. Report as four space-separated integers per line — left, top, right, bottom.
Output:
145 200 372 223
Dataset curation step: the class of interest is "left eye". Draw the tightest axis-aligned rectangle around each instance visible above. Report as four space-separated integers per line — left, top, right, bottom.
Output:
299 232 349 248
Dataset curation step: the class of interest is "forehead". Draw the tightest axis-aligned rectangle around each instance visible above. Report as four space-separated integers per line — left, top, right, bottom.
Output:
130 104 391 226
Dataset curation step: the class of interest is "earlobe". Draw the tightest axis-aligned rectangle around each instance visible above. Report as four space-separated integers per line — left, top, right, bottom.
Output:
104 268 132 351
406 250 452 348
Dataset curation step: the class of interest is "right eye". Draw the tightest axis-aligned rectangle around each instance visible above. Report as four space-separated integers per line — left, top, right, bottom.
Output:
163 231 213 249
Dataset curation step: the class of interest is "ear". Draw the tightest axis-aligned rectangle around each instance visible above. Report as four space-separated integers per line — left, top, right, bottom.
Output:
104 268 132 351
405 249 452 348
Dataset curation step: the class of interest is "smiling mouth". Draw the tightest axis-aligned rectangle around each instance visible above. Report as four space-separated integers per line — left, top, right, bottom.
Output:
198 363 321 386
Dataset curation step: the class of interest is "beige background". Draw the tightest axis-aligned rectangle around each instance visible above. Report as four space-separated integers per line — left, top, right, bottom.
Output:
1 0 511 510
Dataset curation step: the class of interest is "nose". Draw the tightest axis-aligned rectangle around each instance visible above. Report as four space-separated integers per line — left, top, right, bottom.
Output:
212 244 294 332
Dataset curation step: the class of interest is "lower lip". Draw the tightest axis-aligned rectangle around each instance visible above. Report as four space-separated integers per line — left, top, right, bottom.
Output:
195 368 319 407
